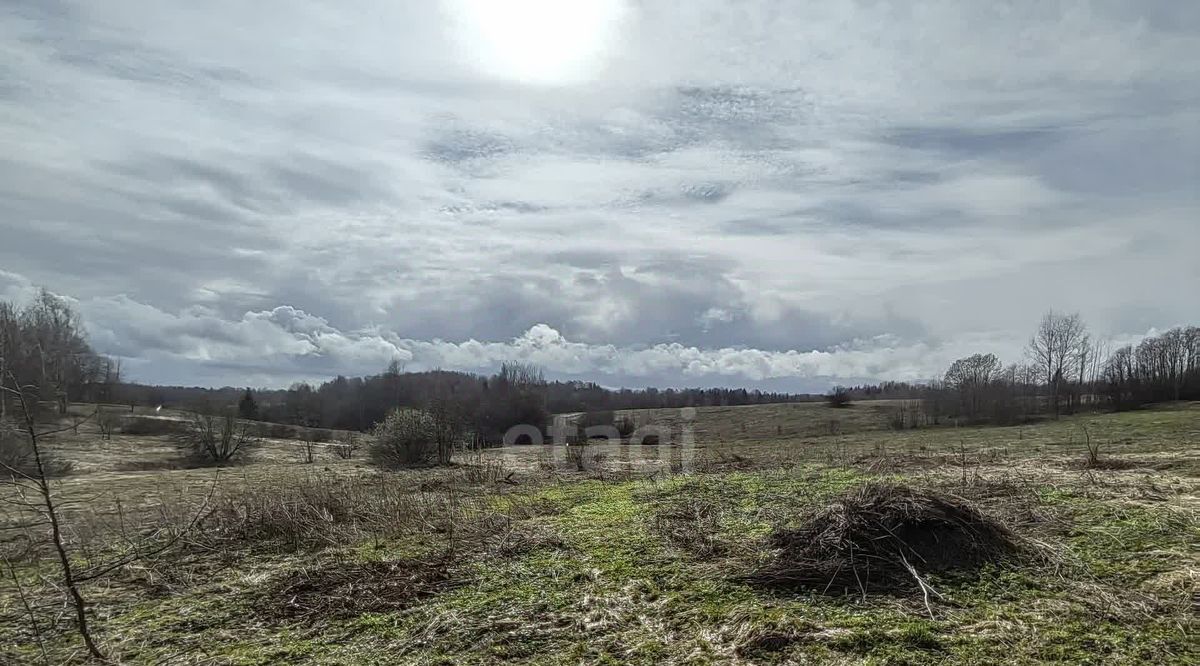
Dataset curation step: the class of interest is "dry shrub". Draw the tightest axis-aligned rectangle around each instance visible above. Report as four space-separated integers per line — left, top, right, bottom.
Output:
750 483 1024 596
486 521 565 557
455 459 514 485
614 416 637 439
370 409 439 468
200 472 474 550
330 433 358 460
565 441 591 471
113 459 183 472
1074 457 1140 471
261 555 462 620
176 413 256 466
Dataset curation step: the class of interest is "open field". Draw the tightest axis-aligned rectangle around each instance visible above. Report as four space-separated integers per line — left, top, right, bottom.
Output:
2 401 1198 664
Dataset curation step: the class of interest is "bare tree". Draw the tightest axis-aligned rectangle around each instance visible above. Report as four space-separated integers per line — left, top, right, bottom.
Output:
428 399 465 466
95 407 118 441
1028 310 1088 416
182 413 256 465
944 353 1003 422
300 436 317 464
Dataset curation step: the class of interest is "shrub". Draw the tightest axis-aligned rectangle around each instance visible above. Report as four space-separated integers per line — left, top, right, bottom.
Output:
178 413 256 466
330 433 358 460
369 409 438 468
826 387 852 408
565 441 591 471
614 416 637 439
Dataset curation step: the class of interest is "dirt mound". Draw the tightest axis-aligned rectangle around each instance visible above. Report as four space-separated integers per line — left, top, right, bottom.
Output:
751 483 1023 596
260 556 463 620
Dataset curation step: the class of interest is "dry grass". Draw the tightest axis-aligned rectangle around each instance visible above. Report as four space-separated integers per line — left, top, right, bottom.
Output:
1 401 1197 664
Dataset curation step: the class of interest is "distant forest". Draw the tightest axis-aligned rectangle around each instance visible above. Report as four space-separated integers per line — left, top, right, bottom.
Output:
2 290 1199 442
111 364 814 433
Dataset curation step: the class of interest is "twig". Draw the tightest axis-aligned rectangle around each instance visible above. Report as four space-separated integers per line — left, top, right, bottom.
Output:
899 550 944 620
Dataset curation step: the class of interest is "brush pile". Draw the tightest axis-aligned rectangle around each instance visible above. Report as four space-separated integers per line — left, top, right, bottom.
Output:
752 483 1023 596
261 556 463 620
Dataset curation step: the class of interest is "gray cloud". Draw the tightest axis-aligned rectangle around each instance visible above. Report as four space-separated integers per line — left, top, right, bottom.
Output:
1 1 1197 389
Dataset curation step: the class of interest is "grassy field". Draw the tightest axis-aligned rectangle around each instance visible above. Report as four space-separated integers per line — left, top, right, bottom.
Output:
2 401 1198 664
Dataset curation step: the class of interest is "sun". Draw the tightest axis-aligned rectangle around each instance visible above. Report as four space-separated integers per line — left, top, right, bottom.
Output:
445 0 628 85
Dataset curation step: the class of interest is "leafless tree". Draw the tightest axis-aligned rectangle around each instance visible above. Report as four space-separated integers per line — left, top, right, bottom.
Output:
95 407 118 441
943 353 1002 422
182 413 256 465
428 399 465 466
300 436 317 464
1028 310 1088 416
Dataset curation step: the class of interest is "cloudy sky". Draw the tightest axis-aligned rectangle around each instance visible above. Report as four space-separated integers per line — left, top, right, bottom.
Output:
1 1 1197 390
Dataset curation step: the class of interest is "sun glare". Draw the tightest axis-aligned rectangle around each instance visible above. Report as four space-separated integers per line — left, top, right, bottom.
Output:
446 0 627 85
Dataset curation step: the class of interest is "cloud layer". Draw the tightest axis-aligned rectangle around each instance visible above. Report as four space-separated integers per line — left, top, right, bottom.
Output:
2 1 1197 389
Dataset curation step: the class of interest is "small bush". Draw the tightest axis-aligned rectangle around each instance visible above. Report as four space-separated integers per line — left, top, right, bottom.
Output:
565 441 592 471
177 413 256 466
330 433 358 460
614 416 637 439
826 387 852 408
199 472 477 550
370 409 438 468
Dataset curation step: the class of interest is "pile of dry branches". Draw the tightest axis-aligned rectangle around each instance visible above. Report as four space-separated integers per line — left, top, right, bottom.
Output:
751 483 1024 600
260 555 464 621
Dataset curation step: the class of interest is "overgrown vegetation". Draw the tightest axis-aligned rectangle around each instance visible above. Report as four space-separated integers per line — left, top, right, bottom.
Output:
2 402 1197 663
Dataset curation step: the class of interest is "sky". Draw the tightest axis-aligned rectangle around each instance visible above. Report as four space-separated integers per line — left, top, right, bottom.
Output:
1 1 1198 391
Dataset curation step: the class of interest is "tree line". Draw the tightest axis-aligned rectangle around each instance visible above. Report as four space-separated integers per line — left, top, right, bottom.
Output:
109 366 811 437
860 312 1200 428
2 292 1196 437
0 290 119 419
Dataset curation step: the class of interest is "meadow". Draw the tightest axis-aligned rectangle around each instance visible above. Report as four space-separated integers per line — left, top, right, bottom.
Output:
2 400 1197 664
